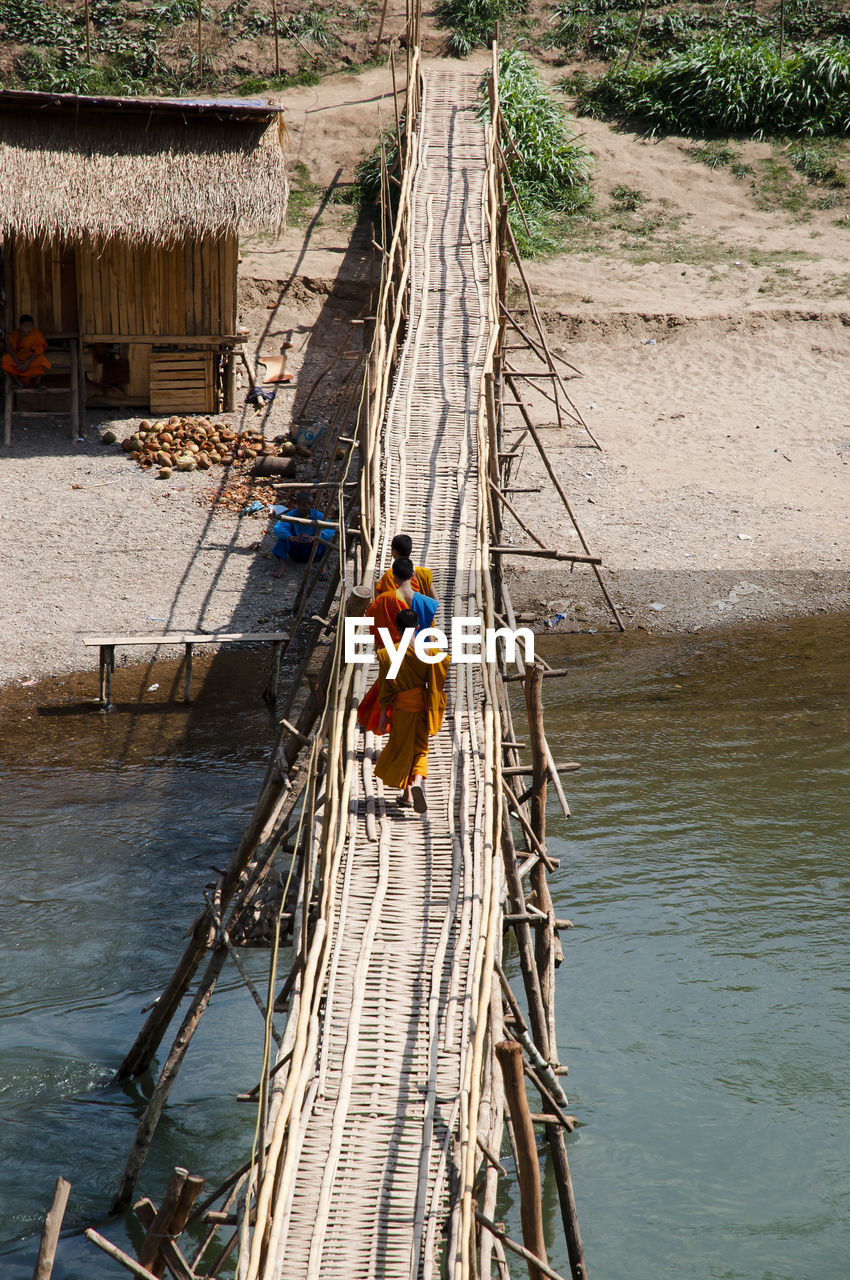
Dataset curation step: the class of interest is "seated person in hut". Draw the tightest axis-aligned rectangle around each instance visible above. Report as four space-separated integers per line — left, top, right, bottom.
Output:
271 490 335 578
365 556 439 645
374 533 434 599
2 314 51 387
370 608 450 814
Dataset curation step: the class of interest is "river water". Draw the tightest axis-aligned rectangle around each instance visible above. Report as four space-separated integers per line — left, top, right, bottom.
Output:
1 618 848 1278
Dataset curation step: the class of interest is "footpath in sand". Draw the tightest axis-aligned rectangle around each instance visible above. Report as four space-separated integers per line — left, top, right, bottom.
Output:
1 58 848 688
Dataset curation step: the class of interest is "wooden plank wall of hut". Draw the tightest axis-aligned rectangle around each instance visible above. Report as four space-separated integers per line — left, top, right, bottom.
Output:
10 236 77 334
74 231 238 407
10 233 238 409
74 233 237 338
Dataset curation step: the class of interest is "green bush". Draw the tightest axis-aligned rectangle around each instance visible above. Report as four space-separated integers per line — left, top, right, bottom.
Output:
485 49 594 253
355 128 401 211
144 0 205 28
436 0 526 59
13 47 145 94
576 38 850 136
0 0 75 47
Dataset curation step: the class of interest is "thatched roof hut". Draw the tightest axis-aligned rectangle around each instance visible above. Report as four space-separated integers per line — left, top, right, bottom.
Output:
0 89 288 246
0 90 288 414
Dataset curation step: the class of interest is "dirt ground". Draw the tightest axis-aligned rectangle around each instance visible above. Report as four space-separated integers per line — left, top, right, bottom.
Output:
1 55 847 688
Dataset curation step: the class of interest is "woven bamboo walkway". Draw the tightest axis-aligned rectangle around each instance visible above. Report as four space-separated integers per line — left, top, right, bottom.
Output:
267 69 492 1278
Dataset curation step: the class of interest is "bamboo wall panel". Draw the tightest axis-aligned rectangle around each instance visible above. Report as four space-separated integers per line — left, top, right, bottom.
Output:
10 232 235 348
11 238 77 332
74 235 234 338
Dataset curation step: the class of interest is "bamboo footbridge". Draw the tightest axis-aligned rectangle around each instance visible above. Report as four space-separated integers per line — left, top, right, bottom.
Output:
248 65 499 1280
75 28 626 1280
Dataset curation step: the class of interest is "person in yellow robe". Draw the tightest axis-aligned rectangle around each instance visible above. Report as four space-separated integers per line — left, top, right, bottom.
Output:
2 315 51 386
374 608 450 813
374 533 433 598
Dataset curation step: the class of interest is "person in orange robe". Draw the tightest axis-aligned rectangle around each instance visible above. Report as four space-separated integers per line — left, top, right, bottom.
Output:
374 533 433 599
357 558 440 734
365 557 438 650
2 315 51 386
373 608 450 812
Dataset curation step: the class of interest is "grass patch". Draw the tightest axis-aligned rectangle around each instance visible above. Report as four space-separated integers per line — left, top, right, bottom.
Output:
482 48 593 256
235 67 321 94
753 153 814 217
790 141 847 185
690 140 738 169
576 38 850 137
286 160 321 227
611 184 646 209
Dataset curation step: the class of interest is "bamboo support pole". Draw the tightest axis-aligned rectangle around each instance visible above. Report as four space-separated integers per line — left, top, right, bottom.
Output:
499 304 583 377
133 1198 196 1280
270 0 279 74
475 1216 568 1280
138 1168 189 1273
113 949 228 1212
32 1175 70 1280
503 373 625 632
524 663 557 1060
488 479 547 549
502 224 599 446
544 1124 587 1280
85 1232 161 1280
498 806 550 1064
495 1041 548 1280
114 578 353 1087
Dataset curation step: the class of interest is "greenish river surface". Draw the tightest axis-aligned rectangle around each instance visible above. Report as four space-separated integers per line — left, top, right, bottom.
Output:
1 618 848 1279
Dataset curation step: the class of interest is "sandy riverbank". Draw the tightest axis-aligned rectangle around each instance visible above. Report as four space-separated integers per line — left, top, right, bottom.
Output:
2 57 847 688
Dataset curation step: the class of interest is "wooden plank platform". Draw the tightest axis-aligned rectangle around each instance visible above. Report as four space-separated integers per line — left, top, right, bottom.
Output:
82 630 289 647
83 630 289 708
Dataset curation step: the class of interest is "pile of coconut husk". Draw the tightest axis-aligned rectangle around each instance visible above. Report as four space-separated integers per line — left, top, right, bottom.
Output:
101 416 308 480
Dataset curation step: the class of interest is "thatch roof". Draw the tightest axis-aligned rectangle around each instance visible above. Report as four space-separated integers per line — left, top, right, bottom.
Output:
0 91 288 246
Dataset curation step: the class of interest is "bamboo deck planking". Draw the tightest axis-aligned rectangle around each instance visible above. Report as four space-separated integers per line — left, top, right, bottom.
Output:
259 69 496 1280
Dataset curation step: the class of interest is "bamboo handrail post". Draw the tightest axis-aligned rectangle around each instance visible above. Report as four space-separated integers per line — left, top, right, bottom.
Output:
33 1175 70 1280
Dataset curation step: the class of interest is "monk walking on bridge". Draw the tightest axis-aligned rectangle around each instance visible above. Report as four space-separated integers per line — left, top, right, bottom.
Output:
373 608 449 814
374 533 434 598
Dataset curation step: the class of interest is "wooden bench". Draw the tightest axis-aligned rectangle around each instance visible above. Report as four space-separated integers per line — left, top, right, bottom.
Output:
82 630 290 710
3 335 81 446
